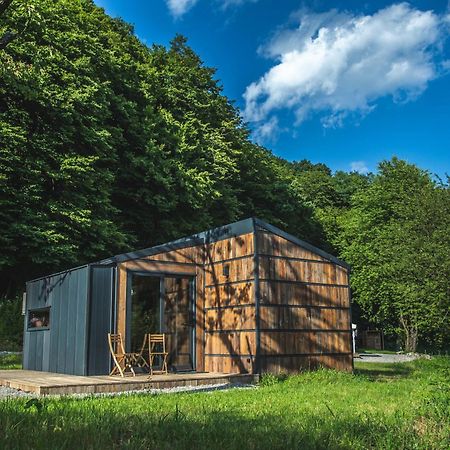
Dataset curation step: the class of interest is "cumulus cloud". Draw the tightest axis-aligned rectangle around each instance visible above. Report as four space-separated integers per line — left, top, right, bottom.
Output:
350 161 369 174
244 3 450 136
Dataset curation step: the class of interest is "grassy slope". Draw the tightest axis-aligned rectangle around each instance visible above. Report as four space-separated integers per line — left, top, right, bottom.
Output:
0 358 448 450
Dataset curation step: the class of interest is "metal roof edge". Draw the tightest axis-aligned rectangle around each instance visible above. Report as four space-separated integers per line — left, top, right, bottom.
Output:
254 218 350 269
26 264 90 285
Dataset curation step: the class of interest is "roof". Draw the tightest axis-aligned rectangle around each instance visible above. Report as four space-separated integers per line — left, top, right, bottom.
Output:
98 217 349 269
98 218 255 264
27 218 349 283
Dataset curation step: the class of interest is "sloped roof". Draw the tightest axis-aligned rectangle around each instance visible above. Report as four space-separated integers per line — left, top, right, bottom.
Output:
99 217 349 269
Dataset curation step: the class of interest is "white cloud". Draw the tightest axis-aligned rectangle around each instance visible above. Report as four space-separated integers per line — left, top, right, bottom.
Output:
253 116 279 144
350 161 369 174
221 0 258 8
165 0 199 18
244 3 450 131
165 0 257 17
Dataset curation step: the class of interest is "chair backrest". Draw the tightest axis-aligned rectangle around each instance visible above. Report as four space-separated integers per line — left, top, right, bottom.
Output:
108 333 126 356
149 333 166 352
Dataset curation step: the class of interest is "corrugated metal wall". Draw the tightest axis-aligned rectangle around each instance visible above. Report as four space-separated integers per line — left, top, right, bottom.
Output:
24 266 90 375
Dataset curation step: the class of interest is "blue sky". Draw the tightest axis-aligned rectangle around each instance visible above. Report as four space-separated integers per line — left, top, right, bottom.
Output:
94 0 450 177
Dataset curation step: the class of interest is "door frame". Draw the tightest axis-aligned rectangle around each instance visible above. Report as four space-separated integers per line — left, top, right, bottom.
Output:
125 270 196 370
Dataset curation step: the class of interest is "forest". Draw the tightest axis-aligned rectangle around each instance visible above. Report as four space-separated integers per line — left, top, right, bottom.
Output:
0 0 449 352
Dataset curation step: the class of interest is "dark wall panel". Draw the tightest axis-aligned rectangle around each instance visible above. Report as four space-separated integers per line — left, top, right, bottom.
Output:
87 266 115 375
23 277 51 371
24 266 89 375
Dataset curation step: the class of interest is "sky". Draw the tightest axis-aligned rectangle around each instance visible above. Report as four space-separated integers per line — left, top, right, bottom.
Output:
94 0 450 177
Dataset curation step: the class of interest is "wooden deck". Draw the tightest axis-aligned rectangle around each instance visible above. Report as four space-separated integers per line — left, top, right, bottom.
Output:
0 370 257 396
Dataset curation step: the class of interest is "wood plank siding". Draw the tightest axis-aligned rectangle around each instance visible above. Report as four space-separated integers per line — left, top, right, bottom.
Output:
204 233 256 373
256 229 352 373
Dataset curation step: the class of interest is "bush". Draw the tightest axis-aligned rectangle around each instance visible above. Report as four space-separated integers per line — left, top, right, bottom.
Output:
259 373 281 387
0 297 23 351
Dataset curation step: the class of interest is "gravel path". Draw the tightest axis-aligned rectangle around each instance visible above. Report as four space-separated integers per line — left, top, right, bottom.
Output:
355 352 427 363
0 382 256 399
0 386 32 398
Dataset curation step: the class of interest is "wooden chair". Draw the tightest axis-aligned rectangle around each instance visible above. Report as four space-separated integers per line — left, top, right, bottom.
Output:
148 333 168 375
108 333 136 377
132 334 150 369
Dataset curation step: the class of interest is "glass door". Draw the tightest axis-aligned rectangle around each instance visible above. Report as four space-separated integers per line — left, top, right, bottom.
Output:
129 275 161 353
127 273 196 372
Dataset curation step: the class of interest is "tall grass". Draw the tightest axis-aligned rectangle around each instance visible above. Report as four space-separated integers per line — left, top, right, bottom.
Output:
0 358 448 449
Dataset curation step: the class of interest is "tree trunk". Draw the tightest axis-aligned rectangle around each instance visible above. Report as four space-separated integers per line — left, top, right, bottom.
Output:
400 314 418 352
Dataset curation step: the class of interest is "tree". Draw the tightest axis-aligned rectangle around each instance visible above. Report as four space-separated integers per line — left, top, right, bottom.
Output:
338 158 450 351
0 1 319 296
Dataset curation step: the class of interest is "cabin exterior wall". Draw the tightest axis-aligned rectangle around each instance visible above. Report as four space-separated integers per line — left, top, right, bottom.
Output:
256 226 353 372
204 233 256 373
23 266 90 375
114 232 257 374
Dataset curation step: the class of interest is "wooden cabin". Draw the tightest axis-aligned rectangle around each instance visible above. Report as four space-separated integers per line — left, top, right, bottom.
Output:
23 218 353 376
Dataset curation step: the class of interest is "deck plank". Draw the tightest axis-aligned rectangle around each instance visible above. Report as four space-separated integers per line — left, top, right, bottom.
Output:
0 370 257 395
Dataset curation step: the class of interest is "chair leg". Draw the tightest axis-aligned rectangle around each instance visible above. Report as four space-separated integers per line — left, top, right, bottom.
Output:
149 354 154 376
136 355 149 368
110 355 125 377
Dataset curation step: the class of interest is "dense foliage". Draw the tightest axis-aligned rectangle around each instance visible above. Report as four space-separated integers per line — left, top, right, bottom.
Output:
335 159 450 351
0 0 448 351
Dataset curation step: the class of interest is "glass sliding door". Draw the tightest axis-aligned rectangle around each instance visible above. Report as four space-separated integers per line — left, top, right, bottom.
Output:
129 275 161 353
127 273 195 371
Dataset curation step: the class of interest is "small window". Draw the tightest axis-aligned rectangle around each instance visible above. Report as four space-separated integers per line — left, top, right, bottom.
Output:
28 308 50 330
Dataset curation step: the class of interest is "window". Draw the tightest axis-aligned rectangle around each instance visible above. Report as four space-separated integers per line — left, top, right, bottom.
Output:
28 308 50 330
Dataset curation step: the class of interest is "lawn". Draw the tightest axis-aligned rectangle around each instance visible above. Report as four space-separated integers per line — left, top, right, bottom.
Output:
0 358 448 450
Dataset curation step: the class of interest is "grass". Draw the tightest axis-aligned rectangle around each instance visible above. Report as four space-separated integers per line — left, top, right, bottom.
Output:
0 358 448 450
0 353 21 370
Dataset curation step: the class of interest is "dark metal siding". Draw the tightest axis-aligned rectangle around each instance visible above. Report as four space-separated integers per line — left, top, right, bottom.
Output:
24 266 89 375
87 265 115 375
23 276 52 371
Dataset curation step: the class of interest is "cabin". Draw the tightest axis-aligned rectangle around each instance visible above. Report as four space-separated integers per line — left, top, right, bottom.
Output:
23 218 353 376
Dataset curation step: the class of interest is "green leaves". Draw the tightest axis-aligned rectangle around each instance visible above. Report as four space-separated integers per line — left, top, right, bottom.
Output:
0 0 321 294
337 158 450 351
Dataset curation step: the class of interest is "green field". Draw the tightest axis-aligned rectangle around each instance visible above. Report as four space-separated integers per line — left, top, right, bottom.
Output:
0 357 448 449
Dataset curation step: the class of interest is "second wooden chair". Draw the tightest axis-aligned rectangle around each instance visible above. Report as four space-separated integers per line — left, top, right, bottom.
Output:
148 333 168 376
